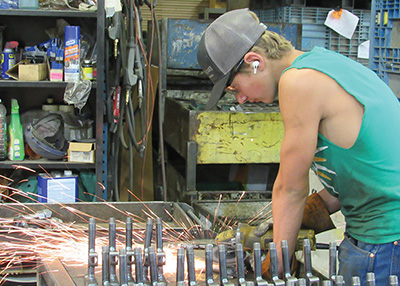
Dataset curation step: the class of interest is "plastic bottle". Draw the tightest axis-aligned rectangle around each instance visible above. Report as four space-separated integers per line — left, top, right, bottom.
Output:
0 99 7 160
8 98 24 160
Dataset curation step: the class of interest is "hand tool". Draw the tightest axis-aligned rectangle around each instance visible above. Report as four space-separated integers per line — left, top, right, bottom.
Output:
328 242 336 283
176 246 185 286
268 242 285 286
303 239 320 286
126 217 135 285
143 218 153 283
86 218 98 286
134 247 145 285
253 242 269 286
102 246 111 286
218 244 235 286
390 275 399 286
281 240 298 285
109 218 119 286
236 243 248 286
120 248 128 286
366 272 375 286
205 244 219 286
156 218 166 284
149 246 158 286
186 245 197 286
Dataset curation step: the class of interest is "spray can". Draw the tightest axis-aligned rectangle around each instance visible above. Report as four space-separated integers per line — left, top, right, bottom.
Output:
64 26 80 82
8 99 24 160
1 48 16 79
0 99 7 160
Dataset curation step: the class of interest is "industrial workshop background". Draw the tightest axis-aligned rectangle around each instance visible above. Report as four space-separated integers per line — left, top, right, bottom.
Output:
1 0 399 285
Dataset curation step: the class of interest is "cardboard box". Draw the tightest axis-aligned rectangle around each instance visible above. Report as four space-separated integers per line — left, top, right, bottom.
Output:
6 60 47 81
68 142 95 163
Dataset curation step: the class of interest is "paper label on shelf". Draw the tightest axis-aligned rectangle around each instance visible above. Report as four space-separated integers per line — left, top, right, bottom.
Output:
324 9 359 39
358 40 370 59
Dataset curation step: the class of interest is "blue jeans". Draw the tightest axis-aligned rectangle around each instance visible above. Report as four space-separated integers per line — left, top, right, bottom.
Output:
338 233 400 285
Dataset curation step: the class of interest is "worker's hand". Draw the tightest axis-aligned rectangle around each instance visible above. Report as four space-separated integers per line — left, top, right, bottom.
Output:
302 192 335 234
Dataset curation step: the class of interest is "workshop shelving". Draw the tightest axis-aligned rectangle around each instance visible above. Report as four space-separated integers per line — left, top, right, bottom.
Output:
0 3 105 200
369 0 400 98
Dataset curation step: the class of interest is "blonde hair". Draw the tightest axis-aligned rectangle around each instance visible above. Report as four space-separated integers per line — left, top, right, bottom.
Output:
249 11 294 59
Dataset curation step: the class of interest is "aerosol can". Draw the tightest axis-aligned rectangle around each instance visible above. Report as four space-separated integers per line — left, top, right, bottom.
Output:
8 98 24 160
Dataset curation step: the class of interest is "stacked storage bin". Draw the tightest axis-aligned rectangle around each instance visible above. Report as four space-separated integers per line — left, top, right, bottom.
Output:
254 6 371 66
369 0 400 97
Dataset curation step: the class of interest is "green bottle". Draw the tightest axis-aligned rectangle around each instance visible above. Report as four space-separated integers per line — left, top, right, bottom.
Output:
8 99 24 160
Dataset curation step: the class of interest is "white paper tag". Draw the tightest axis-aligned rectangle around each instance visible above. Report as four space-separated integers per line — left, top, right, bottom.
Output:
324 9 359 39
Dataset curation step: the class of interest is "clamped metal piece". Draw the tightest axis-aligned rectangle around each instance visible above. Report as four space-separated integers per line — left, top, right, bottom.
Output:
156 218 166 284
281 240 298 286
205 244 219 286
218 244 235 286
334 275 344 286
176 246 185 286
102 246 110 286
390 275 399 286
149 247 159 286
366 273 375 286
120 248 128 286
328 242 337 283
109 218 119 286
298 278 307 286
303 239 320 286
186 244 197 286
236 243 248 286
269 242 285 286
126 217 135 285
86 218 98 286
143 218 154 283
134 247 145 286
351 276 361 286
253 243 269 286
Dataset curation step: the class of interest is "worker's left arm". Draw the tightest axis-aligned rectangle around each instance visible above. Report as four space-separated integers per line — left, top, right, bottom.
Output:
265 68 327 277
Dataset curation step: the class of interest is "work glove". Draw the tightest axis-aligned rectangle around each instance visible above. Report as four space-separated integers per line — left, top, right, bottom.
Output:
261 251 298 280
301 192 335 234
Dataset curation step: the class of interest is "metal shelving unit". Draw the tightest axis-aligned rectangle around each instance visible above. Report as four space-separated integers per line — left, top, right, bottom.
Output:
0 3 105 200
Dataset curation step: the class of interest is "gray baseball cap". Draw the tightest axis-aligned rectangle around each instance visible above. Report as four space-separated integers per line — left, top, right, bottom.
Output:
197 8 267 109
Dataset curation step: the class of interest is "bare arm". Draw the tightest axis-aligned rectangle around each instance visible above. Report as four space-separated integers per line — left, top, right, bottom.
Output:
272 68 326 275
318 188 341 214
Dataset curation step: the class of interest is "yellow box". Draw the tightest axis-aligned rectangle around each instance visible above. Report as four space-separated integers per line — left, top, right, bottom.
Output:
6 60 47 81
210 0 226 8
68 142 96 163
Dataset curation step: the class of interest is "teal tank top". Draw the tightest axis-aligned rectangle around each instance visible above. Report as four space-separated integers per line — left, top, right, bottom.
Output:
283 47 400 243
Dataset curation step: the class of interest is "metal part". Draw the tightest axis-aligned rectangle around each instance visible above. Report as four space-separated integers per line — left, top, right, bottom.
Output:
329 242 337 282
366 273 376 286
281 240 297 285
156 217 166 284
303 239 320 286
126 217 135 285
236 243 247 286
205 244 218 286
102 246 110 286
149 246 158 286
176 246 185 286
109 218 119 286
218 244 234 286
134 247 145 285
269 242 285 286
351 276 360 286
334 275 344 286
186 245 197 286
86 218 98 286
253 242 269 286
120 248 128 286
390 275 399 286
143 218 154 283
